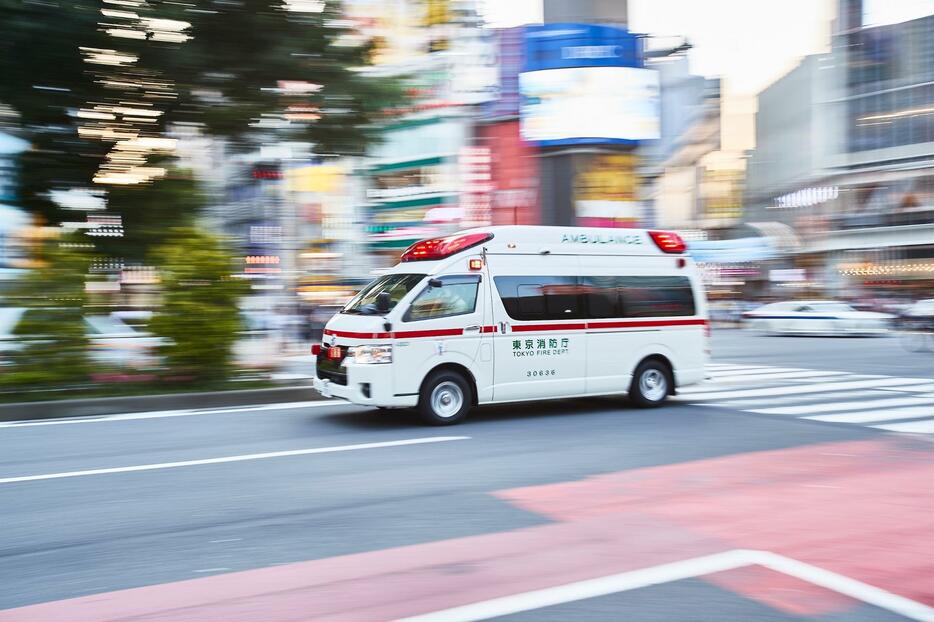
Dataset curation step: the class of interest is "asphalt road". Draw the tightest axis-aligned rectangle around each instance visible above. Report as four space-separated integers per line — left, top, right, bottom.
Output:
1 330 932 621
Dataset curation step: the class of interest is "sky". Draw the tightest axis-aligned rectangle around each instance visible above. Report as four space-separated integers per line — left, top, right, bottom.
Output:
480 0 932 152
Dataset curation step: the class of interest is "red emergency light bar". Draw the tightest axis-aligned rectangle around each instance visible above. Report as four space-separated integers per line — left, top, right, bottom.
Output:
648 230 687 254
401 232 494 262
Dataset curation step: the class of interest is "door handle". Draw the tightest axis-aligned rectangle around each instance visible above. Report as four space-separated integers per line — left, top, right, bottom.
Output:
464 325 481 333
499 321 508 334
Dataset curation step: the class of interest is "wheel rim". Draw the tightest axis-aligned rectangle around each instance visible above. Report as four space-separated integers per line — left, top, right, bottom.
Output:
431 381 464 418
639 368 667 402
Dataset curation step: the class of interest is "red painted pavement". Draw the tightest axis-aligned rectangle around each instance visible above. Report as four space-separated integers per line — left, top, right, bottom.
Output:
2 438 930 621
496 437 934 614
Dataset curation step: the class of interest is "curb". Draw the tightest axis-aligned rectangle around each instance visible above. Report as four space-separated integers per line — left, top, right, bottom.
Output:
0 385 326 423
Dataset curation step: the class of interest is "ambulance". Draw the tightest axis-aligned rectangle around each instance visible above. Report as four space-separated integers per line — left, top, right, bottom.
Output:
312 226 708 425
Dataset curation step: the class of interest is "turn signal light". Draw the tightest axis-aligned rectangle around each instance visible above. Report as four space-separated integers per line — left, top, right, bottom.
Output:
648 230 687 254
401 232 494 262
311 343 321 356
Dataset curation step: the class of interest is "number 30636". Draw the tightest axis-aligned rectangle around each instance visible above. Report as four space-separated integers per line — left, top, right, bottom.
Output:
527 369 556 378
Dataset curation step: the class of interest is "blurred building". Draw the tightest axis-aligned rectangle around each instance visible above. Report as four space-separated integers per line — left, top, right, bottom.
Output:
477 26 540 226
744 2 934 299
641 56 722 230
350 0 497 264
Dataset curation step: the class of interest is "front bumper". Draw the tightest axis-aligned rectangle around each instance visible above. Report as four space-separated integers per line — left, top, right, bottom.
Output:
311 363 418 409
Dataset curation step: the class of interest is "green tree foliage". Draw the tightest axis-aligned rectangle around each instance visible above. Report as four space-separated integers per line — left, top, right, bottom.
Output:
0 0 405 223
94 171 204 261
149 228 248 382
0 237 91 389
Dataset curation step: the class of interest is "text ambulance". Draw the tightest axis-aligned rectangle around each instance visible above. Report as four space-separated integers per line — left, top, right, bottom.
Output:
312 226 708 424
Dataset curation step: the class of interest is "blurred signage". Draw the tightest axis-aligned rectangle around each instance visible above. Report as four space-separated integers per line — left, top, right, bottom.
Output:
522 24 642 72
770 268 807 283
701 168 744 221
422 0 450 53
575 154 641 228
459 146 492 227
286 165 343 194
771 186 838 209
520 67 660 145
482 27 525 120
249 225 282 245
252 166 282 180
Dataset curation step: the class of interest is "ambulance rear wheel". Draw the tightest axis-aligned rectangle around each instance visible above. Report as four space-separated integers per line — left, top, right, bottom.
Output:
629 359 671 408
418 371 471 425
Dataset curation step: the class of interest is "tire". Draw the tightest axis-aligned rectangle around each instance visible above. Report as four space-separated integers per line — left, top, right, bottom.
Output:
417 370 472 425
629 359 671 408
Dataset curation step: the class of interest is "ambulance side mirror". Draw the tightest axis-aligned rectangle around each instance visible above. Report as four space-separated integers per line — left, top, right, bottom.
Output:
376 292 391 314
428 278 443 288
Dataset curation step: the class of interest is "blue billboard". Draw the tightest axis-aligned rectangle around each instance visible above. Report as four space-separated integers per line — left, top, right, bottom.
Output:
522 23 643 73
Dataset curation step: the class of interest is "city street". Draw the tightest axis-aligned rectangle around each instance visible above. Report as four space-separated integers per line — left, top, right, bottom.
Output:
1 330 933 621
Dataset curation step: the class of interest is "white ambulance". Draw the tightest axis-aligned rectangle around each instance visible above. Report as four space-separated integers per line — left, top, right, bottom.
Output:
312 226 708 425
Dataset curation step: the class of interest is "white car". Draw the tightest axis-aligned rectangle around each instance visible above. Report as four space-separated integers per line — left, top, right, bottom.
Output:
902 299 934 319
0 308 164 368
742 300 893 336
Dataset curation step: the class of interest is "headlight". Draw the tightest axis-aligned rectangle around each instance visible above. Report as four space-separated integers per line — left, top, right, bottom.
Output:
348 344 392 364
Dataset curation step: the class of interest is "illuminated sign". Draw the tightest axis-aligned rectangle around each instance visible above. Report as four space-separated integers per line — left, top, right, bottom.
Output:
520 66 660 145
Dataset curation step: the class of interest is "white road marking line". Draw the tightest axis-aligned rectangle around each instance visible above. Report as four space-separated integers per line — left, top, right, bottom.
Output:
395 549 934 622
707 371 849 383
0 400 354 429
209 538 242 544
749 394 934 416
193 568 230 573
873 419 934 434
0 436 470 485
678 377 933 400
807 406 934 424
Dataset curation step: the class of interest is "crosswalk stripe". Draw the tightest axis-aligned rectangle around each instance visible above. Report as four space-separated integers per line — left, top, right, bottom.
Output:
874 383 934 393
807 406 934 424
873 419 934 433
706 364 772 371
704 390 894 409
678 377 933 401
749 394 934 416
710 367 810 377
708 371 849 383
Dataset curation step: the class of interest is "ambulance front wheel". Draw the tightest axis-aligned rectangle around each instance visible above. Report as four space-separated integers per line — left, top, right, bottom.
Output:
418 370 472 425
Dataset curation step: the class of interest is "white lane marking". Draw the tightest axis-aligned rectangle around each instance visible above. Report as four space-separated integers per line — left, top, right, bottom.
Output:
749 394 934 416
706 364 771 370
194 568 231 573
0 436 470 485
395 549 934 622
708 371 849 383
808 406 934 424
0 400 354 429
678 377 933 400
210 538 242 544
873 419 934 434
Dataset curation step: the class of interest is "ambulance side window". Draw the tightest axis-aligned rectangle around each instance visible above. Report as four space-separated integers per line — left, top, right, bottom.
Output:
403 275 480 322
495 276 583 321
